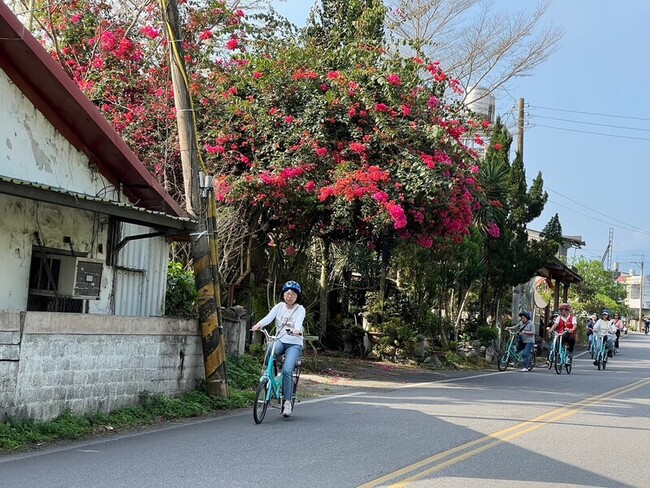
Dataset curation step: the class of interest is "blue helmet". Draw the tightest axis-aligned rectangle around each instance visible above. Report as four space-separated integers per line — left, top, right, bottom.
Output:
519 311 531 321
281 280 302 295
601 309 611 318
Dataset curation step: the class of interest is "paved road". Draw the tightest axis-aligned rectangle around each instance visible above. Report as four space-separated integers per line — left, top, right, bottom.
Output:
2 333 649 488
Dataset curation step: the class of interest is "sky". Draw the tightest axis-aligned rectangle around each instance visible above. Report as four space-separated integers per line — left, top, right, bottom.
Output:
270 0 650 275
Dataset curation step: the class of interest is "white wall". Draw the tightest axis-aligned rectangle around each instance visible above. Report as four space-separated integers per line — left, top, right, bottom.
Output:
0 69 115 198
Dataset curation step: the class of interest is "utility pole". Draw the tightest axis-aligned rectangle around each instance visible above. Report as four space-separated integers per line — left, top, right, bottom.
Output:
517 98 525 156
640 258 644 326
162 0 228 397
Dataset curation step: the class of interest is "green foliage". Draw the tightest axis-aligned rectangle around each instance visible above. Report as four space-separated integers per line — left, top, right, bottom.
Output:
569 257 627 315
306 0 387 47
164 261 197 319
225 355 262 390
476 326 499 346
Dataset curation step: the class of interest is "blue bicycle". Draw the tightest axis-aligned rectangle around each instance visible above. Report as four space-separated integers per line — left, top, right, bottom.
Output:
497 330 537 371
253 329 301 424
548 331 572 375
592 335 609 370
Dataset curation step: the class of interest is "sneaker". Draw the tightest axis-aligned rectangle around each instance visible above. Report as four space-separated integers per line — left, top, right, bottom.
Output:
567 356 572 364
593 361 599 366
519 367 529 372
282 400 292 417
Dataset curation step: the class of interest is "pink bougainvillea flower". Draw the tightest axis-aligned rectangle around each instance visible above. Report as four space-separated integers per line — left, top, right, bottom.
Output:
199 30 213 41
375 103 388 112
427 96 440 109
372 191 388 203
387 74 401 86
304 181 316 192
315 147 328 157
252 71 263 79
141 26 160 39
100 31 116 51
205 144 225 154
493 143 503 151
349 142 366 154
400 104 411 116
284 115 294 124
71 14 83 24
470 165 479 174
487 223 501 238
416 235 433 248
225 37 239 50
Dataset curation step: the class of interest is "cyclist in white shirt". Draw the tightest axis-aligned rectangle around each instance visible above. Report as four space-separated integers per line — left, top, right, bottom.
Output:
251 281 305 417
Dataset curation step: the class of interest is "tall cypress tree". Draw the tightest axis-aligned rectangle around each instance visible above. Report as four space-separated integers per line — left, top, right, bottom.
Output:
479 119 558 323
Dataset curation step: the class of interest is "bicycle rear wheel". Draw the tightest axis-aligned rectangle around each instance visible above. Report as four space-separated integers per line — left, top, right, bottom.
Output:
290 361 302 407
547 351 555 370
253 379 270 424
497 352 510 371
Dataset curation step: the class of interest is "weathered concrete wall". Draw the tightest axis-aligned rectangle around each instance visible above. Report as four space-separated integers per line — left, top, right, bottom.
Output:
0 312 204 421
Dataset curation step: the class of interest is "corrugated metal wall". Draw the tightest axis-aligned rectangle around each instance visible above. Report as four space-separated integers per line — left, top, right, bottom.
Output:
114 223 168 317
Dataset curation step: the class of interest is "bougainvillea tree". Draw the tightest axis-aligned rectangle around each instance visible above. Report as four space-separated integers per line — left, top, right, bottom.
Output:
20 1 497 331
202 39 486 252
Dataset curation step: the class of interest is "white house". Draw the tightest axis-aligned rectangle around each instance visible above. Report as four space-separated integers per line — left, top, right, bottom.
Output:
0 2 204 420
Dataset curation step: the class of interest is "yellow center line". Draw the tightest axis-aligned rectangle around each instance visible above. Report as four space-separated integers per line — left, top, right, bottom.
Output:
359 377 650 488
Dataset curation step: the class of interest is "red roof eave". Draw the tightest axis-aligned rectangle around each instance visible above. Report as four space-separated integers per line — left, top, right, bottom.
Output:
0 2 187 218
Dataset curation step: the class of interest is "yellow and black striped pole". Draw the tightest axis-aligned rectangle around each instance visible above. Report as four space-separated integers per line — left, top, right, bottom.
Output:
192 186 228 398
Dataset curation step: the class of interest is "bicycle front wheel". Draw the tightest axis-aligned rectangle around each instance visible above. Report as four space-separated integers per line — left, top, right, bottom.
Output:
253 379 270 424
554 353 563 375
547 351 555 370
497 352 510 371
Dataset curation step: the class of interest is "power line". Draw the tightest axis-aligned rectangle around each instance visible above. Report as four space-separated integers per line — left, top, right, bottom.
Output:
530 105 650 123
530 115 650 133
529 177 650 235
543 198 650 235
532 124 650 142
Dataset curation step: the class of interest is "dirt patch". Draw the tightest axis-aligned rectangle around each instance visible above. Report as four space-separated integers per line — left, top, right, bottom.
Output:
297 353 455 398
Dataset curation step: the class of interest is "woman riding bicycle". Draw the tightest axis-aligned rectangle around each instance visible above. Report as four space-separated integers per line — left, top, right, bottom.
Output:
547 303 577 364
592 309 615 366
251 280 305 417
506 311 535 372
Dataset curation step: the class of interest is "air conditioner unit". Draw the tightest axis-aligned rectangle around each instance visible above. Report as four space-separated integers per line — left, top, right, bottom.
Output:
57 258 103 299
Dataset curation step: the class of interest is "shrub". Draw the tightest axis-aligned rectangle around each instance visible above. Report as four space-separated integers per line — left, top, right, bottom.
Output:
165 261 197 319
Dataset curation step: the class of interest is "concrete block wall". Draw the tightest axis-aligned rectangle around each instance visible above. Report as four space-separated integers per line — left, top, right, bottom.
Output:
1 312 204 421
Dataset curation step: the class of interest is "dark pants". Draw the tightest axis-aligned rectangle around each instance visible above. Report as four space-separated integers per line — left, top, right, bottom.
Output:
563 331 576 353
615 329 621 349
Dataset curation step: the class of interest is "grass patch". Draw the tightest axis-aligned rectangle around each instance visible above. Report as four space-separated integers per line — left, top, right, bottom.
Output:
0 355 262 454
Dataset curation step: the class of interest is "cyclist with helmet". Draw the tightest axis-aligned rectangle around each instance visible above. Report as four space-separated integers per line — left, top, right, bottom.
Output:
592 309 615 366
546 303 577 364
507 311 536 371
251 281 306 417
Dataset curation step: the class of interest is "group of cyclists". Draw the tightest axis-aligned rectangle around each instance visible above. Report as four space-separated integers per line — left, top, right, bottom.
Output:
509 302 628 372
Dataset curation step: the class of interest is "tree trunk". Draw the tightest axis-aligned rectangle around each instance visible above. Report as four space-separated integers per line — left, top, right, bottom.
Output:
319 238 330 338
453 284 473 342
